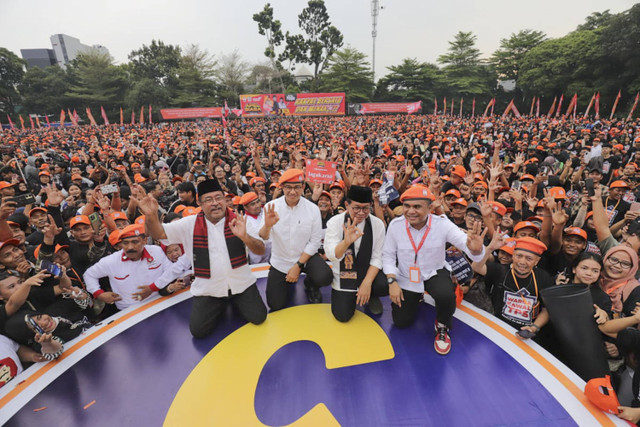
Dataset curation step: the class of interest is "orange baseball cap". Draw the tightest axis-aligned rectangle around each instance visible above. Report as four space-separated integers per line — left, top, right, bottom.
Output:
33 243 68 259
610 180 630 189
451 165 467 178
0 181 16 190
514 237 547 256
514 221 541 234
451 198 467 207
182 207 201 217
444 189 461 198
564 227 587 240
549 187 566 199
70 215 91 228
0 239 21 251
499 237 517 255
109 211 128 221
584 375 620 415
488 201 506 216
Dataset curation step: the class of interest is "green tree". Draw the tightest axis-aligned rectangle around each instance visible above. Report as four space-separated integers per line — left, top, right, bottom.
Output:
66 51 128 117
374 58 443 103
438 32 492 97
280 0 344 78
253 3 286 92
215 50 249 106
578 10 614 31
599 4 640 95
128 40 182 106
491 30 546 82
19 66 70 114
319 47 374 103
0 48 25 116
171 44 219 108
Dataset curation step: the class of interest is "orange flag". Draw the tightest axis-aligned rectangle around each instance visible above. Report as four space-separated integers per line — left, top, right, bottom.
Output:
19 115 25 130
547 96 557 117
86 108 98 126
627 93 639 121
610 90 622 120
120 107 124 126
140 106 144 124
60 109 66 127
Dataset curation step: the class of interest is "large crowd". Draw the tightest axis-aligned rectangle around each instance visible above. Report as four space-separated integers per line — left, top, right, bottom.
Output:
1 113 640 421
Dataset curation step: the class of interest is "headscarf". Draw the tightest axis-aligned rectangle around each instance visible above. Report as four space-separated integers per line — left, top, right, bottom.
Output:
600 245 640 313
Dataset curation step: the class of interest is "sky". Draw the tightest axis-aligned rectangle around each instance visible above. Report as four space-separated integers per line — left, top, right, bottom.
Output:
0 0 637 80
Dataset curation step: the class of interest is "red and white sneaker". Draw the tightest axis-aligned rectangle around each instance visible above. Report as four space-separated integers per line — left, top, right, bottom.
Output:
434 323 451 355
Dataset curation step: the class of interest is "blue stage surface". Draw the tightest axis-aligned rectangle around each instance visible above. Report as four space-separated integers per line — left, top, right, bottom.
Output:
0 266 626 426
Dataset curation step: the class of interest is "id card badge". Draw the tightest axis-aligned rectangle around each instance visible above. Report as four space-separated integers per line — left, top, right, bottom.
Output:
409 266 421 283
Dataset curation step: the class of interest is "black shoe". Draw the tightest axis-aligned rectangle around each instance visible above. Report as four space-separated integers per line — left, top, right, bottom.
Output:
368 296 383 315
305 285 322 303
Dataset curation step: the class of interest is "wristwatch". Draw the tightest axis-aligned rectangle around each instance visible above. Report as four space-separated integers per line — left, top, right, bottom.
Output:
296 261 305 269
387 277 396 285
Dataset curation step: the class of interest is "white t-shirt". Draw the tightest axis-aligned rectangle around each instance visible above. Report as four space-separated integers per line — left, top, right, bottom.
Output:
0 335 23 388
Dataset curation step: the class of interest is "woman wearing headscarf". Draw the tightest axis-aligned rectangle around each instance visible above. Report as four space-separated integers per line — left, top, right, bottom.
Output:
600 246 640 317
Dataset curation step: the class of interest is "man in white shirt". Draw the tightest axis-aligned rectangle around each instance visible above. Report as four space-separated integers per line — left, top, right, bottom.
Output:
324 186 387 321
138 179 267 338
382 185 486 355
259 168 333 310
240 191 271 264
84 223 170 310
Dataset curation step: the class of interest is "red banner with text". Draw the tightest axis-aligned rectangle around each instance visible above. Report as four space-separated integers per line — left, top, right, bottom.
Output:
160 107 224 120
305 159 338 184
349 101 422 115
239 93 345 117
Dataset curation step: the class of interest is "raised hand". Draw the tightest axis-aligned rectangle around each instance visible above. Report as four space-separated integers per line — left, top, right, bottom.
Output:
343 218 364 245
550 202 569 226
44 184 64 207
263 204 280 228
466 220 488 255
0 197 17 221
487 226 507 252
229 213 248 239
137 195 160 217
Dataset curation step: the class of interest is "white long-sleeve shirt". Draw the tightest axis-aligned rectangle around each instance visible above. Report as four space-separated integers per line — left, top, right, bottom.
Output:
154 252 193 289
161 214 256 297
324 212 386 292
84 245 170 310
264 196 323 273
246 212 271 264
382 214 485 293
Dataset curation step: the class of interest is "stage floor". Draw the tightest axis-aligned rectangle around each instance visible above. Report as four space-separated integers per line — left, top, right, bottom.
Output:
0 267 626 426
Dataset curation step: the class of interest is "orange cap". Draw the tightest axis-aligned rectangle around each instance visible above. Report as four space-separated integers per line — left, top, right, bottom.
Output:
109 211 128 221
108 230 122 247
451 165 467 178
488 201 506 216
451 198 467 207
584 375 620 415
400 185 435 202
564 227 587 240
239 192 258 205
514 237 547 256
33 243 68 259
610 180 630 189
70 215 91 228
119 223 145 240
182 207 201 217
513 221 541 234
0 181 16 190
444 189 461 198
278 168 304 186
549 187 566 199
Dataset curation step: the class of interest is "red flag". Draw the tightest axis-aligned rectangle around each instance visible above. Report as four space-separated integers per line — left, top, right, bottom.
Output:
472 98 475 117
73 109 79 126
627 93 639 121
443 97 447 115
459 98 464 117
450 98 454 115
35 116 41 128
67 109 74 126
511 102 521 119
502 100 515 119
120 107 124 126
547 96 557 116
595 92 600 119
610 90 622 120
584 93 595 118
529 97 536 116
131 110 135 124
564 94 577 118
86 108 98 126
434 98 438 115
60 109 66 127
490 98 495 116
555 94 564 118
573 95 577 119
148 105 152 124
29 116 34 129
45 115 50 127
100 106 109 125
483 98 494 117
7 115 14 129
536 98 540 117
140 106 144 125
19 115 25 130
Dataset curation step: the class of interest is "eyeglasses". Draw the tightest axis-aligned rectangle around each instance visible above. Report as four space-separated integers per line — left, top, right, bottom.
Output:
466 213 483 222
607 256 633 269
350 205 370 214
200 195 225 204
282 185 303 192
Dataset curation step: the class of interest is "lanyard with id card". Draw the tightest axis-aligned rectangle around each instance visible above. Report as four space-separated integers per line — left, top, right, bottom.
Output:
406 216 431 283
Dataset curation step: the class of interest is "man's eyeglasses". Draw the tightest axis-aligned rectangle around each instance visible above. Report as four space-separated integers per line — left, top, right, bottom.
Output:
607 256 633 269
282 185 303 192
466 213 483 222
200 195 225 204
350 205 370 214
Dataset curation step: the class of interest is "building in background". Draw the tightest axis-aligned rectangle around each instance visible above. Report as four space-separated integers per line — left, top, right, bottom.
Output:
20 48 57 69
20 34 109 70
49 34 109 69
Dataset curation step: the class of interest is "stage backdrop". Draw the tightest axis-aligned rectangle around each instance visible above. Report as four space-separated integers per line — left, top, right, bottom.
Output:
239 93 345 117
160 107 224 120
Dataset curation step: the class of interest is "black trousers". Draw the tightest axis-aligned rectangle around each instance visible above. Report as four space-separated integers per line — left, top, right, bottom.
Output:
189 283 267 339
331 270 389 322
266 253 333 311
391 268 456 329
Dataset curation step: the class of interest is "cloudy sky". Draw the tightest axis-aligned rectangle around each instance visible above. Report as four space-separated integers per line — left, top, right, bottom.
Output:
1 0 636 79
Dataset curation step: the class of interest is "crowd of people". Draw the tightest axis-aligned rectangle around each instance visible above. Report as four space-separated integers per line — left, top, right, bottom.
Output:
1 112 640 422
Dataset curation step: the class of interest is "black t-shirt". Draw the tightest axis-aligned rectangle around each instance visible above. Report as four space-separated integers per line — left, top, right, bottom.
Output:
603 196 630 226
538 251 573 278
484 263 554 329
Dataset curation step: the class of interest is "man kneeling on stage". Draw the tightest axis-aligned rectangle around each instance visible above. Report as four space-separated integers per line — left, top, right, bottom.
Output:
138 179 267 338
324 185 388 321
382 185 486 355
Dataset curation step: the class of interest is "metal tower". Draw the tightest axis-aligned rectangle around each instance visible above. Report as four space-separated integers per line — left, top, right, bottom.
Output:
371 0 379 84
